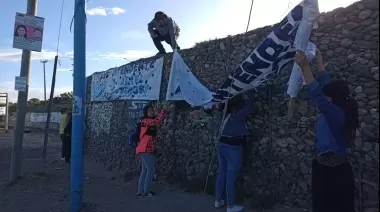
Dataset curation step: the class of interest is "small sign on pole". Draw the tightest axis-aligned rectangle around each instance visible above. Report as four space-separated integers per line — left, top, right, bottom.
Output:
12 12 45 52
14 76 27 92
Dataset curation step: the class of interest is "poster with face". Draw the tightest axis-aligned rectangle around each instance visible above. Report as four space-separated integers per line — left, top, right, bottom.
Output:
12 12 45 52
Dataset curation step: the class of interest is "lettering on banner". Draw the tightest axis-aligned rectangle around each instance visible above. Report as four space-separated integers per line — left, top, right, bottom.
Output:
91 58 163 102
126 100 149 128
213 4 304 102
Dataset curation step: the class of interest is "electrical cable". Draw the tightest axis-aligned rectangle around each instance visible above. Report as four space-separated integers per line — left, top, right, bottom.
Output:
245 0 255 32
56 0 65 54
70 0 87 33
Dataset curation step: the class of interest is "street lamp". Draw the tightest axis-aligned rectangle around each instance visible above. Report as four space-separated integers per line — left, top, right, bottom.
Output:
40 60 48 103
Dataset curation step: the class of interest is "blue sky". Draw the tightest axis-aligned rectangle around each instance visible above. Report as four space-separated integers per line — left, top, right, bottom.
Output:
0 0 359 102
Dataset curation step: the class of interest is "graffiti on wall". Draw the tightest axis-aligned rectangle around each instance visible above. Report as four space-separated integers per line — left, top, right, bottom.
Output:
90 58 164 102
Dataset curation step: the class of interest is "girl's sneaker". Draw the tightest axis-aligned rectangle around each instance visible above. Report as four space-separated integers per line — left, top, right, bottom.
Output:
227 205 244 212
136 193 143 198
143 191 158 197
214 200 225 208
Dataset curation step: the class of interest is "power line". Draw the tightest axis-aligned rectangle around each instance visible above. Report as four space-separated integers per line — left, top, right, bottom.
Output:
56 0 65 54
245 0 255 32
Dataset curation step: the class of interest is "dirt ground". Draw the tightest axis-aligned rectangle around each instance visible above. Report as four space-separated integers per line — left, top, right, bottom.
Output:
0 130 306 212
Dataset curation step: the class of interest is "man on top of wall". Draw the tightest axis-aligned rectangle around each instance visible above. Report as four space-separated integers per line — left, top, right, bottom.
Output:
148 11 180 55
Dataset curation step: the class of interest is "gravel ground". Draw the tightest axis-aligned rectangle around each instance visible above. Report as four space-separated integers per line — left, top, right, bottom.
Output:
0 129 307 212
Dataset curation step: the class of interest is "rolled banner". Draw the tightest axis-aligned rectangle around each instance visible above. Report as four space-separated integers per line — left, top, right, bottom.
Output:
294 0 319 52
287 42 317 98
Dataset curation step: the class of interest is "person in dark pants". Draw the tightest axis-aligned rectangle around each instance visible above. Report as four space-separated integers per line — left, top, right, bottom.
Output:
63 112 72 163
59 108 68 160
295 49 359 212
148 11 180 55
214 94 252 212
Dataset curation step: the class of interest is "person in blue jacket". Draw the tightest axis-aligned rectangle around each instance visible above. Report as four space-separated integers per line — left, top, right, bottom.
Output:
295 49 359 212
214 93 252 212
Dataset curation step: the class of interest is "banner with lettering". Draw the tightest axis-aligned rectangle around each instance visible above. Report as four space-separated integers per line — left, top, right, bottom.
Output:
212 1 319 102
30 112 61 123
126 100 149 128
166 50 214 106
90 57 164 101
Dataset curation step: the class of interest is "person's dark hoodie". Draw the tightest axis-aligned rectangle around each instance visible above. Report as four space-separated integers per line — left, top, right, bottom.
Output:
64 115 72 136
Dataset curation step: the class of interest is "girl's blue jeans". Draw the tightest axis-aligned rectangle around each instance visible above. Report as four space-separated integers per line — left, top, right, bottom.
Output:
215 143 243 206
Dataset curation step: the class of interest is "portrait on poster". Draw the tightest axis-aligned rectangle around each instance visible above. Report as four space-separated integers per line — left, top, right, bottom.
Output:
12 12 45 52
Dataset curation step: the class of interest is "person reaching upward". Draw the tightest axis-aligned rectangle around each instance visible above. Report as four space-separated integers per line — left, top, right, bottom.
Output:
214 94 253 212
148 11 180 55
295 49 358 212
136 102 168 197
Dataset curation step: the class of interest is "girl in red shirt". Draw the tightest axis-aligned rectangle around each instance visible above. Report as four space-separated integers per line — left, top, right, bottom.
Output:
136 103 167 197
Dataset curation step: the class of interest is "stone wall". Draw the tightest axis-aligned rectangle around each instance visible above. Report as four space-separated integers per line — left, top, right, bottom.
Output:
85 0 379 210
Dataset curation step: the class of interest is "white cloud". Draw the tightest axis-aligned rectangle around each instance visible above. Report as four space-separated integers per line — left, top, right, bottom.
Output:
109 7 126 15
0 48 155 63
86 7 126 16
0 49 57 62
95 50 154 60
0 81 72 102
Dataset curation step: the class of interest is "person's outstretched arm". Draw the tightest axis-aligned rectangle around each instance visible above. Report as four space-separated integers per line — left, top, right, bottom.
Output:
141 109 166 127
295 51 344 129
314 49 331 87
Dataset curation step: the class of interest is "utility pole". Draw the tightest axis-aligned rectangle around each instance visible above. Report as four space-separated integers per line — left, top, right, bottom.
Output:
71 0 86 211
9 0 38 183
42 56 58 173
40 60 48 103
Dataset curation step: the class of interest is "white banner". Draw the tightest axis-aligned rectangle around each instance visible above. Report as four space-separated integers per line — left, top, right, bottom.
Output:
91 57 164 101
287 42 317 98
166 50 213 106
30 112 61 123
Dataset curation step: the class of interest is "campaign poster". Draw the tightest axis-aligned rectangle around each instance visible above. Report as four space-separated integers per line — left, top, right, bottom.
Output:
12 12 45 52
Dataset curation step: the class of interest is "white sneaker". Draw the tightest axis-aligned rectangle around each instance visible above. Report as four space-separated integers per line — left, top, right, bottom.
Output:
214 200 225 208
226 205 244 212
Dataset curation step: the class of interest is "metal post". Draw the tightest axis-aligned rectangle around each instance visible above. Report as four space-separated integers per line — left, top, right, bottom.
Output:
5 93 9 132
40 60 48 103
71 0 86 211
42 56 58 172
9 0 38 183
